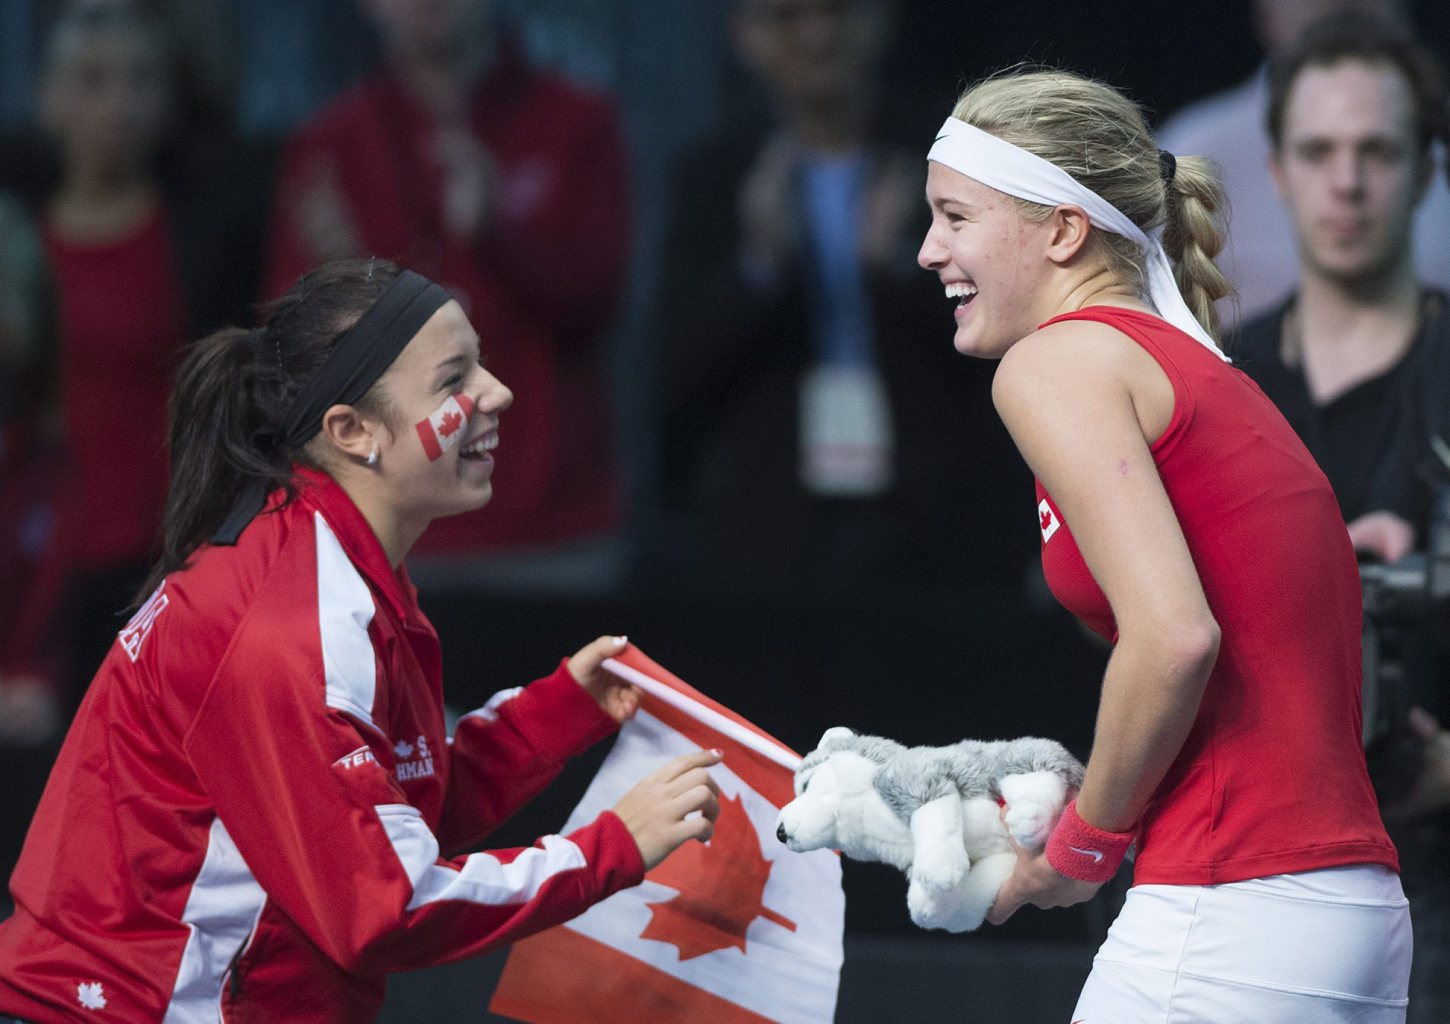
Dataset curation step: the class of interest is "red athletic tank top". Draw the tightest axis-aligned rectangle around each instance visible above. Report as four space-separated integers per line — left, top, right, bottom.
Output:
1035 307 1397 885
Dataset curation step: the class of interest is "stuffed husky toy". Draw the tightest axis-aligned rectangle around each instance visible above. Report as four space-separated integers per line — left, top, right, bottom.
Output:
775 727 1085 932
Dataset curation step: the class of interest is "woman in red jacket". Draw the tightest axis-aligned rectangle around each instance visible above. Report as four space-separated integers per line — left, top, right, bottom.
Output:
918 69 1409 1021
0 258 719 1024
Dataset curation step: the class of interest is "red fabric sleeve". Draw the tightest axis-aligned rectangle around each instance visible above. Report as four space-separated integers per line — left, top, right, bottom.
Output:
439 659 620 854
182 628 643 976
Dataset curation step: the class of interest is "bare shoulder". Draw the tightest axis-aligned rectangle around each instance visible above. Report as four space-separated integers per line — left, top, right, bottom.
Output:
993 319 1173 442
992 320 1140 415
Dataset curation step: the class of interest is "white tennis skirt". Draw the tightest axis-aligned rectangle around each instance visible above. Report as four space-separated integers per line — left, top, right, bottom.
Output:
1072 864 1412 1023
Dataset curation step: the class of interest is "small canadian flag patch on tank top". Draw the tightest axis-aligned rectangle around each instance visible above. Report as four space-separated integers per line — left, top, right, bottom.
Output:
416 392 476 461
1038 498 1061 543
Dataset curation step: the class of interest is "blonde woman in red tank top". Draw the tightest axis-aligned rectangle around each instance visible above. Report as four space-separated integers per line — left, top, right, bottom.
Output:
917 67 1408 1023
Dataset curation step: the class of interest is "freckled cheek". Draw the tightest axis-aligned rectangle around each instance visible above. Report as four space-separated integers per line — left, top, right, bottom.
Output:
950 239 994 275
964 224 1018 276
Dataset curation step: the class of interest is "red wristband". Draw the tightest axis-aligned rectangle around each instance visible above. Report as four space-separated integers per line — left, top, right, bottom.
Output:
1045 800 1134 883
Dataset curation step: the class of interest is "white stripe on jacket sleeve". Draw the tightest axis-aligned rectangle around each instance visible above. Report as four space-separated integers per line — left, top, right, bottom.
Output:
314 514 380 729
459 687 523 724
375 803 587 911
162 817 268 1024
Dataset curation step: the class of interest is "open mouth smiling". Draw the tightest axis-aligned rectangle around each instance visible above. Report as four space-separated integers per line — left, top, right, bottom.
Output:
459 432 497 461
945 282 978 309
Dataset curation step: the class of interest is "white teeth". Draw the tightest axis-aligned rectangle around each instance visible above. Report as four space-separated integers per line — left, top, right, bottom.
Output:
461 432 496 457
945 282 978 300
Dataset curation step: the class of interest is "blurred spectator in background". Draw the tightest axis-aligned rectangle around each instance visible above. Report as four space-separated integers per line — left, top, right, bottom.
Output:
650 0 1037 748
1234 15 1450 1020
263 0 632 588
260 0 636 712
646 0 1068 936
0 4 268 746
655 0 1026 610
1237 12 1447 560
1157 0 1450 329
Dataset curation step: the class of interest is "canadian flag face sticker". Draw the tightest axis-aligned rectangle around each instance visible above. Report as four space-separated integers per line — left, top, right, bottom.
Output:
1038 497 1061 543
415 392 475 461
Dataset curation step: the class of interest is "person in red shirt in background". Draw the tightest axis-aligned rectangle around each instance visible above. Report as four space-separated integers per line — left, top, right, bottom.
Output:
262 0 632 717
0 6 267 747
0 7 179 741
0 8 269 869
263 0 629 573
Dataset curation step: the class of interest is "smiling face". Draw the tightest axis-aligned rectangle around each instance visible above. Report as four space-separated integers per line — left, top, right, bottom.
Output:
369 300 512 531
1270 59 1427 289
917 161 1058 359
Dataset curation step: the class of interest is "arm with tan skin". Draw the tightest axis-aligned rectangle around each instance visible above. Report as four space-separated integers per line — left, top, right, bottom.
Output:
566 635 644 724
986 323 1221 924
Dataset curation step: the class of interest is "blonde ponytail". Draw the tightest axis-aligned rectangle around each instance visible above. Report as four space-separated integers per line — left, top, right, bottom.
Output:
1161 156 1232 341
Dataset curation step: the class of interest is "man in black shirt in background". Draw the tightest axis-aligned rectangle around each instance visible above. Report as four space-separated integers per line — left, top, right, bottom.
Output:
1235 15 1450 1019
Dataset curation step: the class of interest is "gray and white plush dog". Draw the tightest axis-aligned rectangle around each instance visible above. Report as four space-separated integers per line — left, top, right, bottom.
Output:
775 727 1085 932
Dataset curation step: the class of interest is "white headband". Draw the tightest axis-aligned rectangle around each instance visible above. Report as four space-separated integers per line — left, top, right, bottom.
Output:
927 116 1228 361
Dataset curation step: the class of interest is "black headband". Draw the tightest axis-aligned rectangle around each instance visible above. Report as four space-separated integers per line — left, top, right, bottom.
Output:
211 269 453 545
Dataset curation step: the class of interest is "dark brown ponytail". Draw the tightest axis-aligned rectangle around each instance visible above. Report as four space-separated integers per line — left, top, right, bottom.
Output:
136 258 402 600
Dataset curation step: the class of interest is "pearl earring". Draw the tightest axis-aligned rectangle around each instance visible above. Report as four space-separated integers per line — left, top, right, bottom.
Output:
366 448 379 467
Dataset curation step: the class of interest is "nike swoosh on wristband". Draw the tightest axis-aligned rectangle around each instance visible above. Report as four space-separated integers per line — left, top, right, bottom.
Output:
1068 845 1105 863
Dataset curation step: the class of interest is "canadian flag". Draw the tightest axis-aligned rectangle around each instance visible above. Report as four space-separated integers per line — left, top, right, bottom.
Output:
1038 497 1061 543
489 646 844 1024
415 392 476 461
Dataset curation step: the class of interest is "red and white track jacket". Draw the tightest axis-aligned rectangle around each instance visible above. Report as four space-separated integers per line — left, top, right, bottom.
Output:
0 469 644 1023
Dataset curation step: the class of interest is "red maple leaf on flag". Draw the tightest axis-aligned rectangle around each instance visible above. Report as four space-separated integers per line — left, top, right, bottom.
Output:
1040 509 1054 531
438 409 463 438
638 794 796 960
